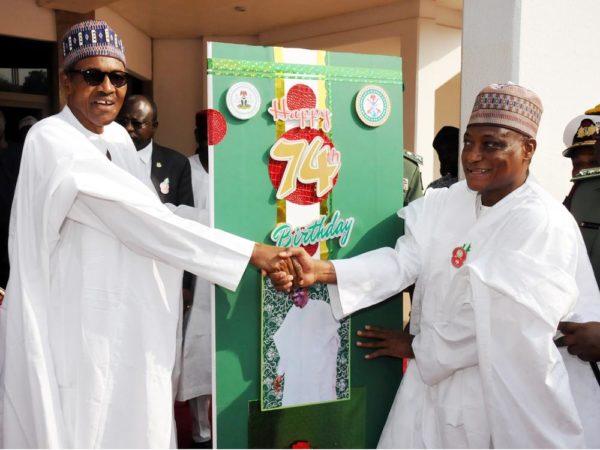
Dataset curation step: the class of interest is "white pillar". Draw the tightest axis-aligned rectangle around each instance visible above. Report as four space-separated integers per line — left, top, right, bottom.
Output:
412 15 461 187
461 0 600 201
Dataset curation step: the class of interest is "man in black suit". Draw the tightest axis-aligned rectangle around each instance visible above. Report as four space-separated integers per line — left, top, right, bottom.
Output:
117 95 194 207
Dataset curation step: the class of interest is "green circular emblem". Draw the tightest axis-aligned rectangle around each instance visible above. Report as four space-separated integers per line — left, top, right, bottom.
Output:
355 84 391 127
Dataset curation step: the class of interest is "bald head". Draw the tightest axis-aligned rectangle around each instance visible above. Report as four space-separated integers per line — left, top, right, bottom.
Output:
117 95 158 150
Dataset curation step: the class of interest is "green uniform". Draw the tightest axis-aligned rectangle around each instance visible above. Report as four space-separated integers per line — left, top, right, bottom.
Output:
403 150 423 206
570 167 600 285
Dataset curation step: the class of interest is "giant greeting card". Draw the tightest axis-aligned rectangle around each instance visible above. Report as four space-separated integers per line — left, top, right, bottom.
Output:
209 42 404 448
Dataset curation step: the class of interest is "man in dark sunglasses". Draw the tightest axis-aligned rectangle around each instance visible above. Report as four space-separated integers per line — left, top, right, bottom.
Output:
0 19 291 449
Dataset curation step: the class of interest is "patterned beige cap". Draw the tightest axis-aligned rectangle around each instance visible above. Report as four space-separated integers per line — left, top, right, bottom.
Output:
468 83 543 138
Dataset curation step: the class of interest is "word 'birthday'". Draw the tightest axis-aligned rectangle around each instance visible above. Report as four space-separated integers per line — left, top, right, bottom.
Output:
270 210 354 249
268 97 333 132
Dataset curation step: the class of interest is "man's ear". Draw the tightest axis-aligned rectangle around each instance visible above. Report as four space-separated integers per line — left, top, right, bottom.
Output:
60 71 72 96
523 137 537 162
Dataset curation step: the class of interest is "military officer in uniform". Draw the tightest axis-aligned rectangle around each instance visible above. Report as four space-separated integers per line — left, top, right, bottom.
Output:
403 150 423 206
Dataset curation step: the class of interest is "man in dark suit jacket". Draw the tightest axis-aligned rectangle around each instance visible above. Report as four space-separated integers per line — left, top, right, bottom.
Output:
117 95 194 207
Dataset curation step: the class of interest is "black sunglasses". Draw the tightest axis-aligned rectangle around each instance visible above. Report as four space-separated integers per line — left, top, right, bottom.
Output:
116 117 153 130
68 68 128 88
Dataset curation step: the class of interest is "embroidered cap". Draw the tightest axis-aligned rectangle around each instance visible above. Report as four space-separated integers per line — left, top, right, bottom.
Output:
563 118 600 157
468 83 543 138
62 20 126 70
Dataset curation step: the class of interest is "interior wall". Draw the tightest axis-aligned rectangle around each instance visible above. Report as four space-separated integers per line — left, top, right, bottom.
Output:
0 0 56 42
96 6 152 80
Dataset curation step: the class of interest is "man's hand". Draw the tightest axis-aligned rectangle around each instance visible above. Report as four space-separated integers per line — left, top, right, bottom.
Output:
267 247 337 292
556 321 600 362
0 287 4 306
356 325 415 359
250 243 294 290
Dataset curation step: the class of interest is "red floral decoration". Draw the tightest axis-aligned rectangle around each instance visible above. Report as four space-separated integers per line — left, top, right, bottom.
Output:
206 109 227 145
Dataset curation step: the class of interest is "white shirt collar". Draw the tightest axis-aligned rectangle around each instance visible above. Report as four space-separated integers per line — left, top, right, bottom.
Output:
138 140 153 165
62 105 109 156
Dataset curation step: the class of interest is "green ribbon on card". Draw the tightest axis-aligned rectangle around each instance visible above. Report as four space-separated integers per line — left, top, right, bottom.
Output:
207 57 403 85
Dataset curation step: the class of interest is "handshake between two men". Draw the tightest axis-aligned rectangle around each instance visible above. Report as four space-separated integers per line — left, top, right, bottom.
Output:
255 245 336 292
254 244 416 361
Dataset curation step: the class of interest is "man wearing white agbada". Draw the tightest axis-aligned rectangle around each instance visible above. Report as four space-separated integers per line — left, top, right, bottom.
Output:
0 19 290 449
271 83 600 448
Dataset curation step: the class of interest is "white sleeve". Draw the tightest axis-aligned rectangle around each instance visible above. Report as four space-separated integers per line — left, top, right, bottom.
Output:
66 156 253 292
166 203 210 226
329 230 421 320
412 300 478 386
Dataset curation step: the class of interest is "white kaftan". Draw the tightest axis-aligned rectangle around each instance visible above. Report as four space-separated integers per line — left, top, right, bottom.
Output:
0 107 254 448
273 299 340 407
329 178 600 448
177 155 211 401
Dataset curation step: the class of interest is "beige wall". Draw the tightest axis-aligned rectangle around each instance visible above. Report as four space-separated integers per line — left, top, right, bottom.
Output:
152 36 257 156
153 39 205 155
96 7 152 80
414 19 461 185
0 0 56 41
433 72 461 177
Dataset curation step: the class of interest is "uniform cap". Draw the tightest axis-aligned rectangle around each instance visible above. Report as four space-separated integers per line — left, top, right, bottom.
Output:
563 118 600 158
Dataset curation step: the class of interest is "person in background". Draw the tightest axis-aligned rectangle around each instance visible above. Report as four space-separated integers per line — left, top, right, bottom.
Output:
175 110 212 448
402 150 423 206
0 109 6 151
117 95 194 207
557 117 600 367
0 19 290 449
17 115 38 144
427 125 459 190
561 116 600 209
0 112 34 304
270 83 600 448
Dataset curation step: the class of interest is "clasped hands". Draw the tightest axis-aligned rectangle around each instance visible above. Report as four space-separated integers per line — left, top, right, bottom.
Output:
250 243 323 291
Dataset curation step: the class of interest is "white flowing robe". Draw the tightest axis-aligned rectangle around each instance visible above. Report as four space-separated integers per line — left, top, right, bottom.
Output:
176 155 211 401
0 108 254 448
329 178 600 448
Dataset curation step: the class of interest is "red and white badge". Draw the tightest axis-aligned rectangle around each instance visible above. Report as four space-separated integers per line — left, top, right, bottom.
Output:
451 243 471 268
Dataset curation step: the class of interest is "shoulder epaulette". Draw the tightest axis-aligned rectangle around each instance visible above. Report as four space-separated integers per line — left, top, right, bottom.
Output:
572 166 600 182
403 150 423 165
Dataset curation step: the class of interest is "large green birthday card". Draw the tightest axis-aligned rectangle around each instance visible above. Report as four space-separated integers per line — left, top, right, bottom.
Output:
208 42 405 448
